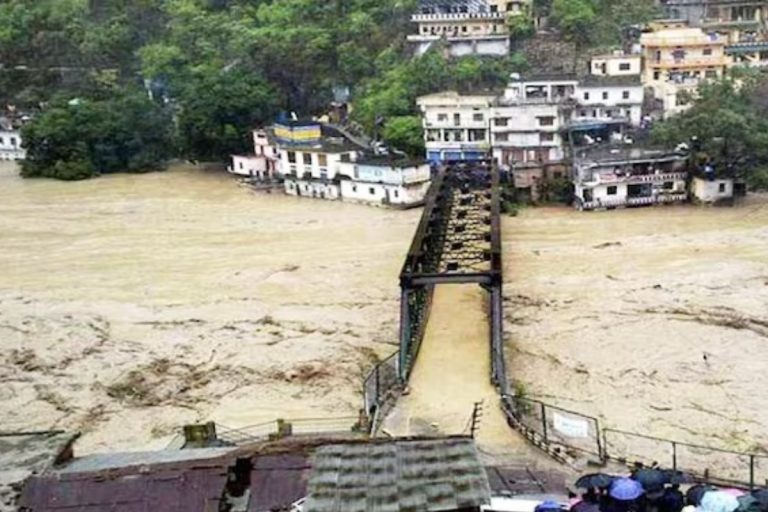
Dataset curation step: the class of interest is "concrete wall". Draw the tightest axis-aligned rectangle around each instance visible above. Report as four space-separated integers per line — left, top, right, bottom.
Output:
278 149 356 180
340 180 430 207
284 179 340 200
590 56 642 76
691 177 734 203
0 130 25 160
231 155 268 177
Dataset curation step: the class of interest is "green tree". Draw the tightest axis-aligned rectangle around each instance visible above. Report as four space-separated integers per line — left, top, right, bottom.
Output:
382 116 425 158
652 77 768 189
551 0 596 47
177 70 281 161
20 91 174 180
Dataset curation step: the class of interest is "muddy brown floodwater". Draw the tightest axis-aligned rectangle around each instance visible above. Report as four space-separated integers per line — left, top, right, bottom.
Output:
0 162 419 453
504 200 768 454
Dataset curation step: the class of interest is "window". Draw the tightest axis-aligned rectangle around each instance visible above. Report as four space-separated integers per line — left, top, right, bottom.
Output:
540 133 554 143
453 113 461 126
287 151 296 163
239 162 244 169
653 71 661 80
579 110 586 117
437 113 448 122
352 185 357 192
473 113 484 122
719 183 726 193
703 48 712 56
318 154 327 166
495 133 509 142
602 91 609 100
369 187 376 195
583 92 590 100
537 116 555 126
303 153 312 165
0 137 3 145
663 181 674 190
462 26 467 32
607 186 618 195
495 118 508 127
705 69 717 79
394 190 399 198
622 90 630 100
619 62 631 71
10 137 16 147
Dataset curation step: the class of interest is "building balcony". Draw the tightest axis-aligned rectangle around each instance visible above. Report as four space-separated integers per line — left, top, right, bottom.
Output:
647 58 728 69
581 171 688 185
411 12 506 22
578 192 688 210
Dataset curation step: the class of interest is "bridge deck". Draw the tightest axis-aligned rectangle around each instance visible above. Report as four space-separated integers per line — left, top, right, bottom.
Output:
383 285 526 454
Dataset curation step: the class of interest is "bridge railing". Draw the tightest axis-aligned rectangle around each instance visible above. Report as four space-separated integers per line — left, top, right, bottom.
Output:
502 395 603 459
363 351 401 432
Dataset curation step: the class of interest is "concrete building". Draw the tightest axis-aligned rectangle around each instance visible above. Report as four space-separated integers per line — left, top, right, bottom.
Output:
338 156 432 208
691 175 735 203
0 116 25 161
229 129 279 179
572 145 689 210
490 75 577 167
590 52 643 76
275 121 360 201
658 0 768 40
418 91 495 163
640 26 728 116
573 76 645 127
407 0 530 56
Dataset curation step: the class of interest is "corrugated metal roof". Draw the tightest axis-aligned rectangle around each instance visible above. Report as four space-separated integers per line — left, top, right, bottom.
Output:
303 438 491 512
56 447 236 475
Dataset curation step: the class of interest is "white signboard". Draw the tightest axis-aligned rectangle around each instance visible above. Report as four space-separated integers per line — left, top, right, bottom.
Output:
552 412 590 438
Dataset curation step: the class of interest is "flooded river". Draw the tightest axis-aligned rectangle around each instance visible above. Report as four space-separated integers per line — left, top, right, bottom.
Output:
505 201 768 454
3 159 768 461
0 162 419 453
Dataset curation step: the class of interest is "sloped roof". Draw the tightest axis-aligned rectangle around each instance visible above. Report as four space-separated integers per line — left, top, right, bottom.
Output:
303 437 491 512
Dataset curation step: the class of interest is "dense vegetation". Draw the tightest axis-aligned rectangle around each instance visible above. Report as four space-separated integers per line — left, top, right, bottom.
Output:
652 75 768 189
0 0 677 179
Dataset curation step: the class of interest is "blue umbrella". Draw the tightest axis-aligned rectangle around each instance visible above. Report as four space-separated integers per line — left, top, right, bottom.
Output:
535 501 563 512
610 477 645 501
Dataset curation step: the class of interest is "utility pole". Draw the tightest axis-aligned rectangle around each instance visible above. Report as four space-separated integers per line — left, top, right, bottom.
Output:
470 401 484 439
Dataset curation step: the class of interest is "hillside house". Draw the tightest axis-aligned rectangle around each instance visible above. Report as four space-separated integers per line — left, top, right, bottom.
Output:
338 156 431 208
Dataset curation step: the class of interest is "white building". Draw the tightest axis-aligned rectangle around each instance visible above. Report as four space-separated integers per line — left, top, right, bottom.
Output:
590 52 642 76
573 146 689 210
573 76 644 127
490 75 577 166
338 157 431 208
229 129 279 179
0 127 25 161
407 0 529 57
691 176 735 203
418 91 494 163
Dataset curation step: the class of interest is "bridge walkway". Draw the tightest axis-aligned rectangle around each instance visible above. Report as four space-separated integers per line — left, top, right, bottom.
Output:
381 284 532 457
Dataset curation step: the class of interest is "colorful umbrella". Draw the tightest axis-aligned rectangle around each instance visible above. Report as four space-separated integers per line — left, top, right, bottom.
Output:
610 478 645 501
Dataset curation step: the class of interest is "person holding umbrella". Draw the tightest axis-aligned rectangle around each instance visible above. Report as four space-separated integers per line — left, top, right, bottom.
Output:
604 478 646 512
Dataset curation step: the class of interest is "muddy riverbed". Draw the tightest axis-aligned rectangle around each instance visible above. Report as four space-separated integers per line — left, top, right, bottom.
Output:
0 162 418 453
504 200 768 454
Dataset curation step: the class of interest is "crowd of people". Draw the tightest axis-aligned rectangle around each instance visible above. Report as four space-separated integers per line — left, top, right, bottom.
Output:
544 468 768 512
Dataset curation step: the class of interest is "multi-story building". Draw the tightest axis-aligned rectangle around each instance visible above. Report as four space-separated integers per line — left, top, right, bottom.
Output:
640 26 728 116
229 129 280 180
573 76 645 127
489 74 576 166
231 120 431 207
658 0 768 41
338 156 432 208
407 0 530 56
417 91 495 163
572 145 689 210
275 121 360 200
